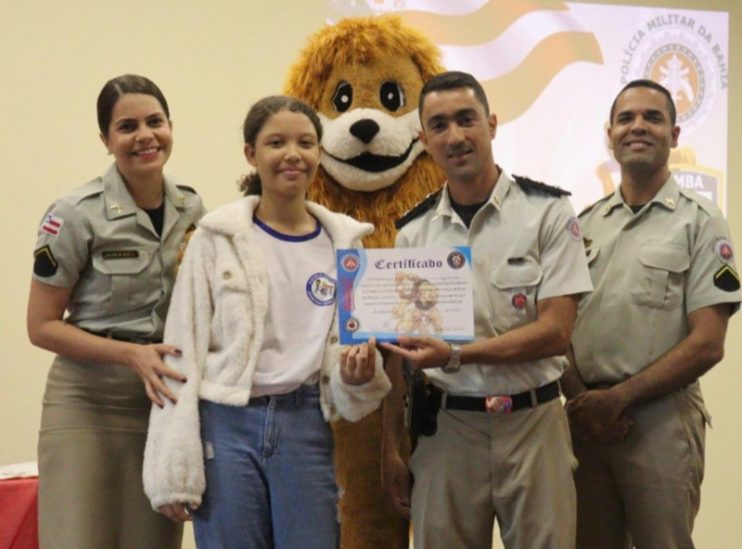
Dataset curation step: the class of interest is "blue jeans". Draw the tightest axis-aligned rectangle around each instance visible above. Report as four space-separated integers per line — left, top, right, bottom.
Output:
193 384 339 549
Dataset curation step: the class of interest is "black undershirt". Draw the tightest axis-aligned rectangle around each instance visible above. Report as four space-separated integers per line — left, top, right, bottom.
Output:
450 196 488 228
629 204 646 214
144 202 165 236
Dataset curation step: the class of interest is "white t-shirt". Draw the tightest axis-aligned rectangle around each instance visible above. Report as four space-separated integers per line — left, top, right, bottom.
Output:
251 216 337 396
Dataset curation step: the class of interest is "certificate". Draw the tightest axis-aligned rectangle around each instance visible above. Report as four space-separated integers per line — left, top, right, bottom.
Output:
336 247 474 344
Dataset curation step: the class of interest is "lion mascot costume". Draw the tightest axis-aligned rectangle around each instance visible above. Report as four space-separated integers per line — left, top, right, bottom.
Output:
284 15 445 549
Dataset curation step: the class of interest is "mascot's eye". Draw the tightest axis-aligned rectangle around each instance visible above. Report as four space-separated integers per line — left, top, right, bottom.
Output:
332 81 353 112
380 81 405 111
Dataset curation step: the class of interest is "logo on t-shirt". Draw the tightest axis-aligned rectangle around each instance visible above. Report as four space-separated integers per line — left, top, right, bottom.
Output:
306 273 337 306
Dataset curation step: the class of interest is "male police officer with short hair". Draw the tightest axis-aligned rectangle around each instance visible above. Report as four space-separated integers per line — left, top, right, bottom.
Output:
381 71 592 549
563 79 741 549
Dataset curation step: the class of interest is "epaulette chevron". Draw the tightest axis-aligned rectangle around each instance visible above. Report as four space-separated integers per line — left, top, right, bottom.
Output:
513 175 570 197
395 188 443 230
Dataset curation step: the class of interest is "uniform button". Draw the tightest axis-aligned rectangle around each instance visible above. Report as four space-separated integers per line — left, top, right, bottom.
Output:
330 335 338 344
321 375 330 384
222 271 232 280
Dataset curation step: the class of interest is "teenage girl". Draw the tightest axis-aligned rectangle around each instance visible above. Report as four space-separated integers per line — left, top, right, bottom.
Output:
143 95 390 548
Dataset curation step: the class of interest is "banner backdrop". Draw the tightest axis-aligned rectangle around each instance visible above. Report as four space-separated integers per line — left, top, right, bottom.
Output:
325 0 729 213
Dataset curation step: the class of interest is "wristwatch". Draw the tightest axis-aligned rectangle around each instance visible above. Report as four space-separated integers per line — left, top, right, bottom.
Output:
441 343 461 374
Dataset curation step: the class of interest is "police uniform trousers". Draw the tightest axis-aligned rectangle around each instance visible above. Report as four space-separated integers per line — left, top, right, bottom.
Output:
409 398 577 549
38 355 181 549
572 386 706 549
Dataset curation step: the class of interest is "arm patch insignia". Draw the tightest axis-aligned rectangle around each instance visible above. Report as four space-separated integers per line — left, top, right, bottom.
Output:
714 264 740 292
34 245 58 277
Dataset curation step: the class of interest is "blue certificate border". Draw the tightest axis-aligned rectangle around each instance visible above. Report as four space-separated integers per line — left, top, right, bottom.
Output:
336 246 473 344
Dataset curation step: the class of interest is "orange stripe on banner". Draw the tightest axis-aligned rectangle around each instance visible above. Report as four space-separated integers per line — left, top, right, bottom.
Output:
483 31 603 123
400 0 569 45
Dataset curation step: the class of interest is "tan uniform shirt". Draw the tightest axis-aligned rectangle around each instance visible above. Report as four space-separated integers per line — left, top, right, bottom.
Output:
32 163 205 339
396 170 593 395
572 175 741 384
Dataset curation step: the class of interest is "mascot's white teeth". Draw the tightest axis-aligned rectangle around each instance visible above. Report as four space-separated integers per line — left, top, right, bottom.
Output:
318 108 426 191
325 138 419 173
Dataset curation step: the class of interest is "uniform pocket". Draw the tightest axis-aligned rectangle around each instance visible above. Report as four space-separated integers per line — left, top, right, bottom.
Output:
490 258 543 331
631 245 689 309
92 250 151 309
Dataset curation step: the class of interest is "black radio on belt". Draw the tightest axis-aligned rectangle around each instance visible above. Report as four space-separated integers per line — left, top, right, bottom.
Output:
404 365 442 441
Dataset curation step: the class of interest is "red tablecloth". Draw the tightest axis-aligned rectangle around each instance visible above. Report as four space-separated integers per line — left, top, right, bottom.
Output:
0 477 38 549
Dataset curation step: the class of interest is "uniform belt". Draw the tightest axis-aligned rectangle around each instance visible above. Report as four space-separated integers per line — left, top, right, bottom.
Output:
85 330 162 344
442 380 560 414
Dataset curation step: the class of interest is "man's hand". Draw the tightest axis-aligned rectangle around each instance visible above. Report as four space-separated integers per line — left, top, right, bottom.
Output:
380 336 450 370
382 450 412 519
566 388 634 444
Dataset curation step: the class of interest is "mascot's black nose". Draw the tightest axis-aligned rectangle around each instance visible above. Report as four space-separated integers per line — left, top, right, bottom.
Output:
349 119 380 144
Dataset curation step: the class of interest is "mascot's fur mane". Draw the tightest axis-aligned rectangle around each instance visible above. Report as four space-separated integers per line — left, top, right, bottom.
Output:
284 15 446 248
285 16 443 109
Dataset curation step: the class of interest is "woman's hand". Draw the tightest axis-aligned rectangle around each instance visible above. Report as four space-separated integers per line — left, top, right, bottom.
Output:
158 502 199 522
340 337 377 386
125 343 187 407
28 279 187 407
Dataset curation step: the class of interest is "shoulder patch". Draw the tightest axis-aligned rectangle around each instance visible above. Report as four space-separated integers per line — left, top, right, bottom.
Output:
714 264 740 292
34 245 58 277
395 189 443 230
40 213 64 236
176 184 198 194
513 175 571 197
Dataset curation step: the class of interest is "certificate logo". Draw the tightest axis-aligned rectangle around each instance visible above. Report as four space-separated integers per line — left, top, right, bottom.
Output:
345 317 360 332
341 254 360 272
447 250 466 270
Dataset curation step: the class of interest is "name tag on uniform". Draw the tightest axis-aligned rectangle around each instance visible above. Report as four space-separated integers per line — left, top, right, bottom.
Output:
101 250 139 260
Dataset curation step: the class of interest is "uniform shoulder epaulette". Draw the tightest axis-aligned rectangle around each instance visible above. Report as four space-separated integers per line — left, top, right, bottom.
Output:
176 184 198 194
577 193 611 217
63 178 104 205
678 187 722 216
513 175 571 197
395 188 443 230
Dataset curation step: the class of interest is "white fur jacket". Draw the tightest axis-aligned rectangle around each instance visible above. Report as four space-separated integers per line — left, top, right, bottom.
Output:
143 196 391 509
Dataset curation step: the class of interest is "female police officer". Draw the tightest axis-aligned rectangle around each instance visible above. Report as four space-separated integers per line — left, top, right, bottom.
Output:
27 74 205 549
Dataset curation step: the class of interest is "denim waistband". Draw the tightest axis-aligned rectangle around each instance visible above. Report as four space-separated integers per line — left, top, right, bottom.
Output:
247 383 320 407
